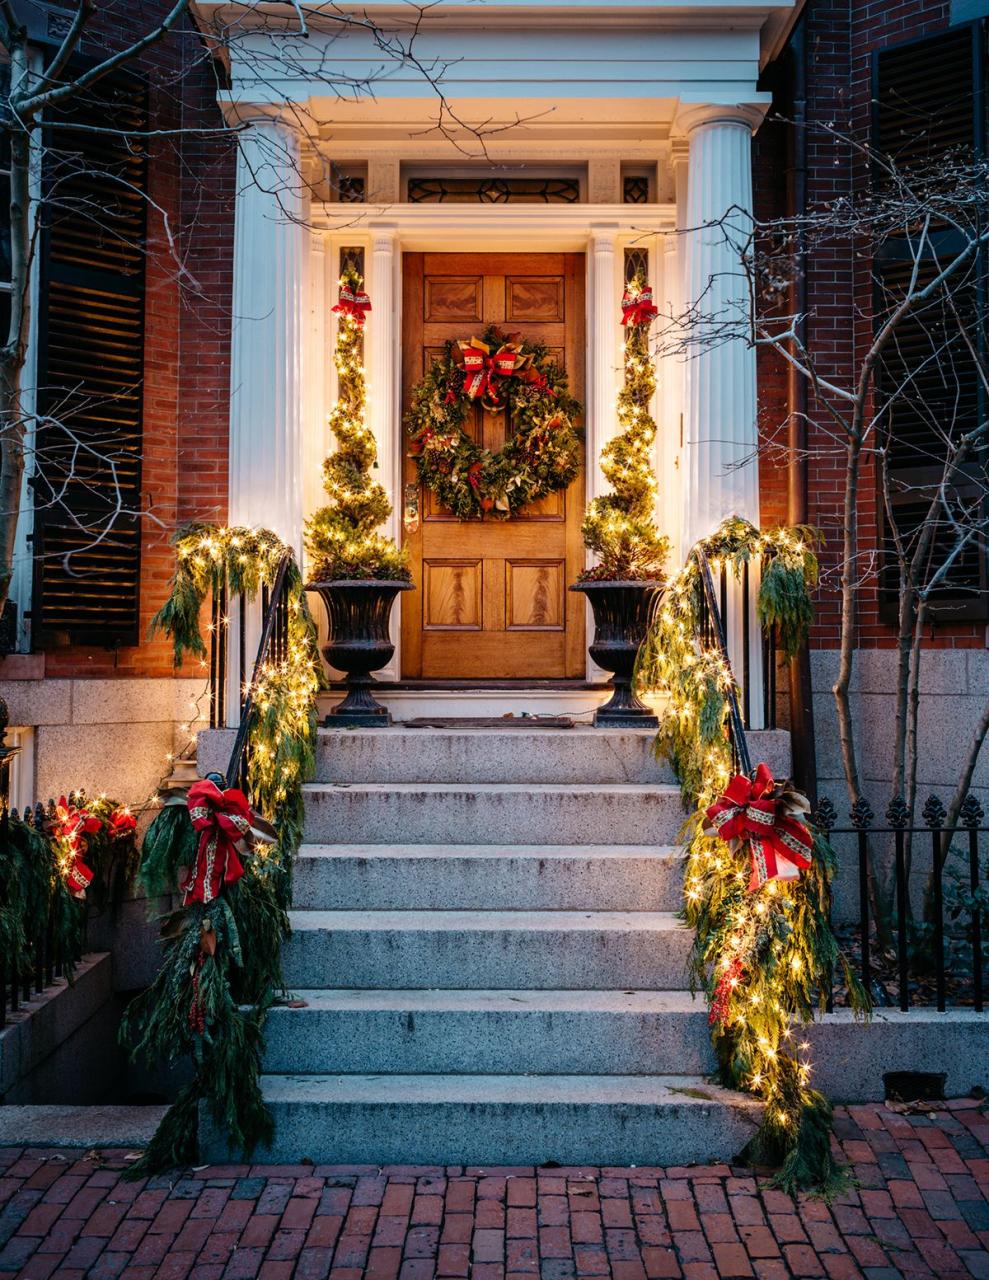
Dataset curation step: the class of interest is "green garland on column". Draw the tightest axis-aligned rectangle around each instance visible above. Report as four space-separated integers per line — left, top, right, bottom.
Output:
305 262 409 581
638 516 869 1195
121 523 320 1174
579 273 669 581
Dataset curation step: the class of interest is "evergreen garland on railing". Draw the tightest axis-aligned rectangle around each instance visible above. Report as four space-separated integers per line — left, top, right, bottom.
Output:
638 515 869 1195
121 523 320 1174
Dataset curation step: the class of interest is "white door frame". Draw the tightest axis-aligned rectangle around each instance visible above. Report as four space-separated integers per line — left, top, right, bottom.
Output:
312 202 674 682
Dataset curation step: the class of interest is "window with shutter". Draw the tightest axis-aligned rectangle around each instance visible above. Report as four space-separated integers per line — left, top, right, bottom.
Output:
31 72 148 648
873 22 989 622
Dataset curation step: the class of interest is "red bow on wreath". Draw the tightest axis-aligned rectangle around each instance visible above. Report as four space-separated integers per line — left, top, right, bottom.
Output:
705 762 813 892
456 336 530 410
333 282 372 326
621 283 658 327
182 780 251 906
53 796 101 898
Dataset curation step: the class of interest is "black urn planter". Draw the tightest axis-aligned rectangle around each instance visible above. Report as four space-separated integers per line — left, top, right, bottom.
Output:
308 579 413 727
570 580 662 728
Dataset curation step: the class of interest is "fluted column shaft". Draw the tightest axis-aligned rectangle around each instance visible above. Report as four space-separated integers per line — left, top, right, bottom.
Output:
228 118 306 552
680 106 765 726
681 110 760 551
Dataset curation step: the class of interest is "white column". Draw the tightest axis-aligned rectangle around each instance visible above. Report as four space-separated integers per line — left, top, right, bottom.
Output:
679 104 764 550
660 143 689 568
302 232 327 526
587 224 621 510
678 103 767 726
228 117 307 553
227 116 307 726
367 222 401 678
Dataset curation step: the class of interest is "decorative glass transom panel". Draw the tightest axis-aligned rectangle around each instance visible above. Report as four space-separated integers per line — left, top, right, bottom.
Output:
407 176 581 204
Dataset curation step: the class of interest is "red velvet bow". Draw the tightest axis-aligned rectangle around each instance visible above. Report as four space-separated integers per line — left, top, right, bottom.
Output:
457 337 526 409
621 283 658 327
108 807 137 840
183 780 251 906
333 283 372 325
705 763 813 892
53 796 100 898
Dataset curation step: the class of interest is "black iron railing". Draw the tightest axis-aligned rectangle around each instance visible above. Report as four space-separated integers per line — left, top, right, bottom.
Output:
691 548 755 776
691 548 778 739
815 794 986 1014
210 554 294 792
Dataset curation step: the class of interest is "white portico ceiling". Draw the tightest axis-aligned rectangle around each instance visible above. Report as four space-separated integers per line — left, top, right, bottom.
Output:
192 0 803 133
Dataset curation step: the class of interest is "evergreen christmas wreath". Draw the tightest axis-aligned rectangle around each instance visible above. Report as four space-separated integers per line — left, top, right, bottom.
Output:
406 325 583 519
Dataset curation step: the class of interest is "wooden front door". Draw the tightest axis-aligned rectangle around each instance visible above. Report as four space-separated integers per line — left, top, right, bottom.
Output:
401 252 586 679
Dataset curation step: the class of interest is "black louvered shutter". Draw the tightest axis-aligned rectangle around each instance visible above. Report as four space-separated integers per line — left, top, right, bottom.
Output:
873 23 988 621
31 73 148 648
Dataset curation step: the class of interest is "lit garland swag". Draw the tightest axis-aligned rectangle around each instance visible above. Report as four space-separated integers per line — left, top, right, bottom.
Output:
578 274 668 581
305 263 410 582
406 325 583 519
121 524 320 1174
637 516 869 1194
0 793 138 995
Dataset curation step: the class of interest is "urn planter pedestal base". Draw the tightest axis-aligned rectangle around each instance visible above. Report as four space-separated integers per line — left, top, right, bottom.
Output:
308 579 413 728
570 580 662 729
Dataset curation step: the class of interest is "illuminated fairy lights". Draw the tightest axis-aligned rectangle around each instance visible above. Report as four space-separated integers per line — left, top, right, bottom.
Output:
638 515 868 1193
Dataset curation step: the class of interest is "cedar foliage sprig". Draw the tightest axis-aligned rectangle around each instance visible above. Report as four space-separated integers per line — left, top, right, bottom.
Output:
125 524 320 1173
637 515 868 1195
579 274 668 581
305 263 409 581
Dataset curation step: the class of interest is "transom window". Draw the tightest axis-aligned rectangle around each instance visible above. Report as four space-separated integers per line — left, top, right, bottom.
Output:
407 175 581 204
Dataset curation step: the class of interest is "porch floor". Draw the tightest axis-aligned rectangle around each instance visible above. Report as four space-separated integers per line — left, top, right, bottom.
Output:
0 1101 986 1279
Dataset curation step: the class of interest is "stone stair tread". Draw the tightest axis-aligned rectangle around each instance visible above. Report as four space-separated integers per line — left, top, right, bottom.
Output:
288 909 687 931
296 843 682 860
274 989 706 1012
305 781 682 795
259 1072 760 1110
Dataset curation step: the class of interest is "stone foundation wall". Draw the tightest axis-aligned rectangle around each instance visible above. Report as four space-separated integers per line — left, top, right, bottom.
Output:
0 671 207 809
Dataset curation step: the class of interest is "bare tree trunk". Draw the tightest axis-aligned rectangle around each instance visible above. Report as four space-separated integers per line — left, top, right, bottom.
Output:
903 599 925 895
926 691 989 921
0 37 33 614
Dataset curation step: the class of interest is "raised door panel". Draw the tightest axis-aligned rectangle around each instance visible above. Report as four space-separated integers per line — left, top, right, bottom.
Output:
425 277 483 324
506 276 565 323
507 560 565 630
424 560 482 630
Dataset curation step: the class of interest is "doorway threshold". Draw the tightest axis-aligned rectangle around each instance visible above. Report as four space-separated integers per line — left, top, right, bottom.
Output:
317 682 665 724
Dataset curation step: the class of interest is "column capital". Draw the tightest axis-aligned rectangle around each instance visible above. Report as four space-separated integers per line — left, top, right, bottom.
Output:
589 222 619 252
673 99 770 140
368 221 398 251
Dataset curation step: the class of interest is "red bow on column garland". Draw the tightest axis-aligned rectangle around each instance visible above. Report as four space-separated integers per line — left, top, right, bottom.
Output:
705 762 813 892
182 780 251 906
332 282 372 325
52 796 100 898
621 283 658 327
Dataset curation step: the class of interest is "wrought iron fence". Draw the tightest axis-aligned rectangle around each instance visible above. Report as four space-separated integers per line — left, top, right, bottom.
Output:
0 799 85 1028
815 794 986 1014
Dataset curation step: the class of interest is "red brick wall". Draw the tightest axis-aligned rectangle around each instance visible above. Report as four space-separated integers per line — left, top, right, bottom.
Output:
754 0 984 652
43 8 234 679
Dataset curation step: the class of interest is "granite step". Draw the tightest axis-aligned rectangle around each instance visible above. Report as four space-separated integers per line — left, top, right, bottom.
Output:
195 726 791 788
200 1073 762 1167
282 910 693 991
263 989 714 1075
313 727 674 784
301 782 687 846
291 844 684 912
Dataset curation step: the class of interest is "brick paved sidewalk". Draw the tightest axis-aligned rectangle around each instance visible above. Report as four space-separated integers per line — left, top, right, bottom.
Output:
0 1101 986 1280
